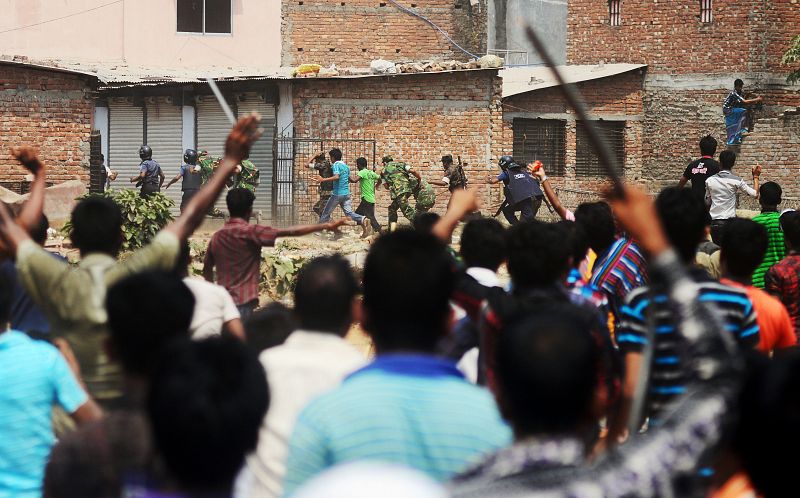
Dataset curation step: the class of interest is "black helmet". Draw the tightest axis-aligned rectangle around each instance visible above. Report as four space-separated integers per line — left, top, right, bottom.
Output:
139 145 152 160
184 148 198 165
498 155 514 169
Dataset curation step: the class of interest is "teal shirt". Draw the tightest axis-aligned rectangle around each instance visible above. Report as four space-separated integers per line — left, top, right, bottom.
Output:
0 331 87 498
752 211 786 288
331 161 350 196
358 169 380 203
283 355 512 496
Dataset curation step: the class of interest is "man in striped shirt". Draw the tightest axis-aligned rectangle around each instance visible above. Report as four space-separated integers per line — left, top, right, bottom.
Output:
283 230 511 495
575 202 648 327
765 211 800 339
751 182 785 288
612 188 758 441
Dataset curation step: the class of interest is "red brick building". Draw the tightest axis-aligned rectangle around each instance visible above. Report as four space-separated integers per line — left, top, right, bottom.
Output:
0 61 97 192
567 0 800 197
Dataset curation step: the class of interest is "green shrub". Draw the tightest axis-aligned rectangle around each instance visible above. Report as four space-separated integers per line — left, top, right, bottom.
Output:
63 190 174 250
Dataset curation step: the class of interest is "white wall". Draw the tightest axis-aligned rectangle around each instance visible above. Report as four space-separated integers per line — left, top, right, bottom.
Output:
0 0 281 68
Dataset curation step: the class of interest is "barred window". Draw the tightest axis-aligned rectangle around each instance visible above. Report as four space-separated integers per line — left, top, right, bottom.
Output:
512 119 566 176
576 121 625 178
609 0 621 26
700 0 713 23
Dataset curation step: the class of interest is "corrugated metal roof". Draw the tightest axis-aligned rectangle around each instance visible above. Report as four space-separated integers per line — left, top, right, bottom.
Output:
500 63 647 98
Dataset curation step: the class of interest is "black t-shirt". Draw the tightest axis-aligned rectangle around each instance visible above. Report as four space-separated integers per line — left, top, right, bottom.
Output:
683 157 720 200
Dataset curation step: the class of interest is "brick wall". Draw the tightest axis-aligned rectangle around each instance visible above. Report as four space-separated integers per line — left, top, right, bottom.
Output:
568 0 796 75
282 0 486 67
500 71 645 208
0 65 95 188
291 70 502 224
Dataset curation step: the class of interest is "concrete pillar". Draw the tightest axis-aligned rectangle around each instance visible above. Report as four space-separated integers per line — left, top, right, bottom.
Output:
94 105 110 161
182 105 195 151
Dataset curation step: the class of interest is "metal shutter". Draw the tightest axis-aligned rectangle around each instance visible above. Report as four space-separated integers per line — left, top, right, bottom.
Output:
146 97 183 213
108 100 145 189
237 95 276 219
196 96 236 212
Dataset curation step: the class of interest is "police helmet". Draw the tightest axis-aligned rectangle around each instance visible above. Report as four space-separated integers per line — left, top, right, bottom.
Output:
498 155 514 169
139 145 153 160
183 149 198 165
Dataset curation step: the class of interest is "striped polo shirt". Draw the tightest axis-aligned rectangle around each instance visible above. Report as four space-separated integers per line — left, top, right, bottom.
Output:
0 330 87 498
752 211 786 288
283 354 512 496
616 271 758 424
588 238 648 324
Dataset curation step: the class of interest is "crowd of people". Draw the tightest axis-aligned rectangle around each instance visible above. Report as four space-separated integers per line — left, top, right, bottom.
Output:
2 114 800 498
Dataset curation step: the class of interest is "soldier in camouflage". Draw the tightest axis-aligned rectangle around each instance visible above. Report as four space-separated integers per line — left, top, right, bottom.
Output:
309 153 334 216
228 153 260 193
197 150 220 184
380 155 436 228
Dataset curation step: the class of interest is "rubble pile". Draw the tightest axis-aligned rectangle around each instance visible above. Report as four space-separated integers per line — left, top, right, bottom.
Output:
292 54 504 78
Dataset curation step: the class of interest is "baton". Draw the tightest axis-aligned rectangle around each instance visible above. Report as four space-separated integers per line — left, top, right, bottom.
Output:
206 78 237 125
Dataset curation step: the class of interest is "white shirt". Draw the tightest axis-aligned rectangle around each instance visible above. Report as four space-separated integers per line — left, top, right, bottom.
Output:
465 267 501 288
705 170 757 220
248 330 367 498
183 277 240 339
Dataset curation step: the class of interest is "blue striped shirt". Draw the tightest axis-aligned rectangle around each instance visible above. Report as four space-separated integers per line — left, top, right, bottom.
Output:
283 354 512 496
0 330 87 498
617 272 758 423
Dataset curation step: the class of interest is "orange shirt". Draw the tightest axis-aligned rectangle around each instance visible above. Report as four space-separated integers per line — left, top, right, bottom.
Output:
722 279 797 353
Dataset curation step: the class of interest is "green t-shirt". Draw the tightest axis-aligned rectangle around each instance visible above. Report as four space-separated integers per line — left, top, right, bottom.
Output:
358 169 381 203
752 211 786 288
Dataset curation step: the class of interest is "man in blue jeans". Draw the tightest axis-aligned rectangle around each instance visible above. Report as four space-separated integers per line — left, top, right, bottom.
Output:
317 148 371 238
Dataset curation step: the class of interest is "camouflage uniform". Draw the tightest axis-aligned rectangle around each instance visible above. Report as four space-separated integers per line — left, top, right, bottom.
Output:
198 152 220 184
382 161 436 223
312 159 334 216
230 159 260 193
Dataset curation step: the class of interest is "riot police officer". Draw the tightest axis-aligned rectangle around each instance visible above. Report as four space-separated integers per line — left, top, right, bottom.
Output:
487 155 541 224
130 145 164 198
165 149 203 212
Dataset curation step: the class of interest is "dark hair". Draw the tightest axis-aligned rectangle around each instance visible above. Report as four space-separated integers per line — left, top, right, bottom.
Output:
106 272 194 376
0 272 11 325
720 218 768 278
31 214 49 245
719 150 737 170
496 303 599 436
734 78 744 88
226 188 255 218
780 211 800 248
506 221 571 289
245 302 297 353
760 181 782 207
574 202 616 254
736 350 800 497
699 135 718 157
294 255 358 335
148 337 268 493
363 230 453 352
442 155 453 165
413 212 441 233
356 157 368 170
176 241 191 276
70 196 123 255
329 148 343 162
460 218 506 271
656 187 708 263
557 221 589 269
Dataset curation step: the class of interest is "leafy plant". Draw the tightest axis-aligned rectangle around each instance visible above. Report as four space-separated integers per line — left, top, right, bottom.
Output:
782 35 800 84
261 252 308 300
63 190 174 250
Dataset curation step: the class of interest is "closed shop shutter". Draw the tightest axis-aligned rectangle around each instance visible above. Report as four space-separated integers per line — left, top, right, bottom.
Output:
196 96 234 213
108 100 144 189
146 97 183 213
237 95 276 219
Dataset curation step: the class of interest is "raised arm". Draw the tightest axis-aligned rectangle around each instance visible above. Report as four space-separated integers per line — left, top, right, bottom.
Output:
163 114 262 242
164 171 182 190
432 189 481 243
276 219 347 237
10 147 46 233
158 168 165 188
532 165 569 220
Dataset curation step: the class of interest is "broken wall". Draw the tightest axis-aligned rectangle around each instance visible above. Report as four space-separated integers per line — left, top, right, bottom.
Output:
291 70 503 223
0 65 94 190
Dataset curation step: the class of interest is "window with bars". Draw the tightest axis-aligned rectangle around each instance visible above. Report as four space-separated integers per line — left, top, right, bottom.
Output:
609 0 621 26
700 0 713 23
177 0 231 34
575 121 626 178
512 119 566 176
